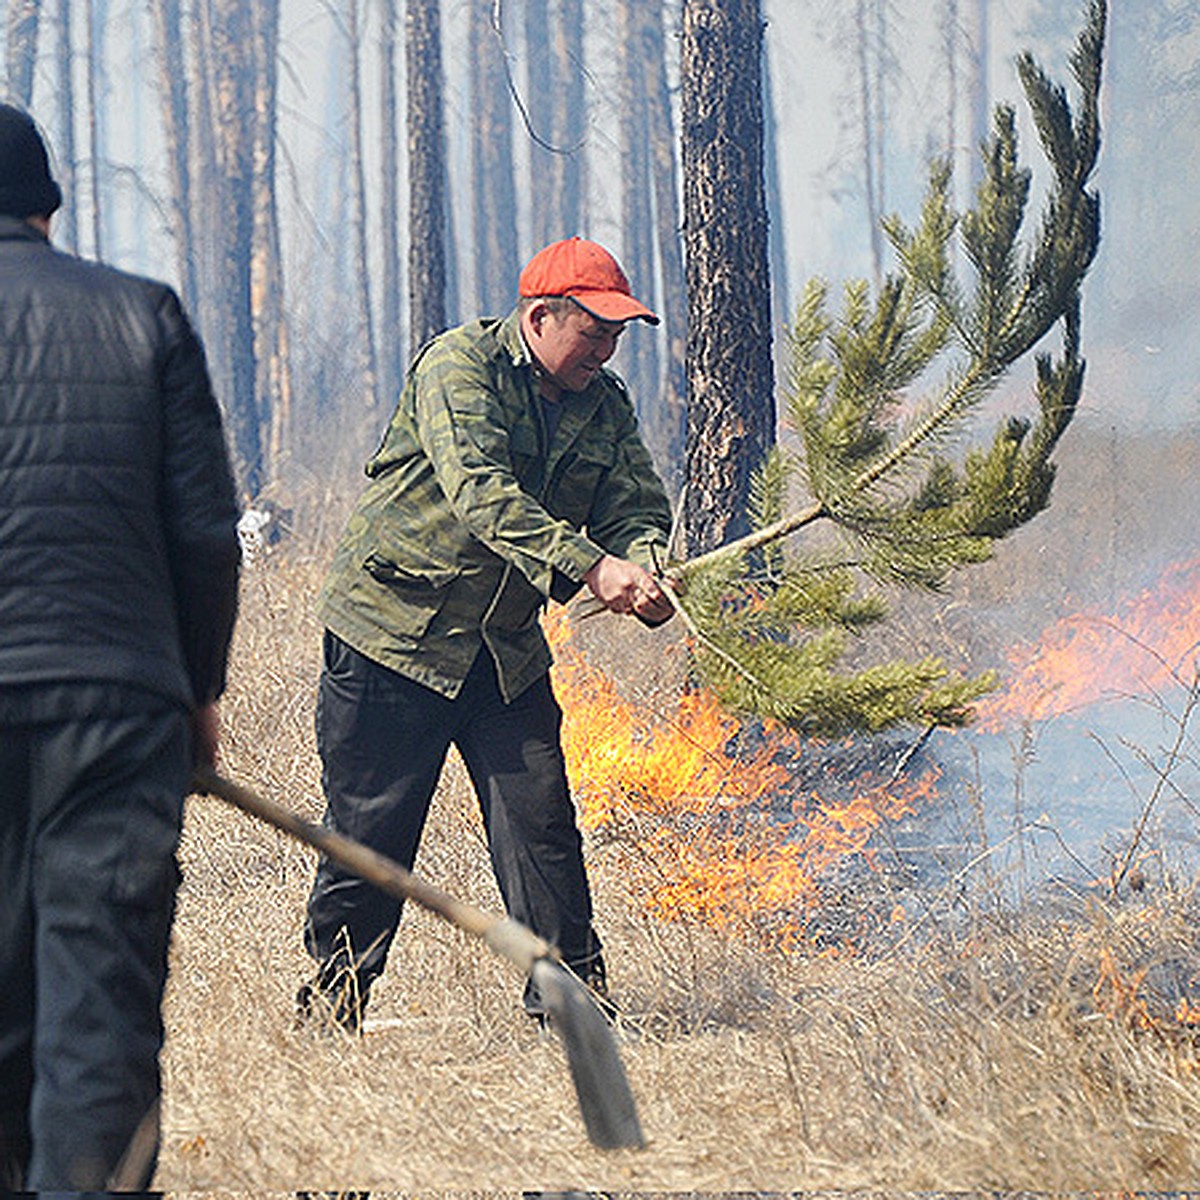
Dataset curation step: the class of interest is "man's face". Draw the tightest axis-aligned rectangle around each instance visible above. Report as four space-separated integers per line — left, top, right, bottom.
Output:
530 301 625 396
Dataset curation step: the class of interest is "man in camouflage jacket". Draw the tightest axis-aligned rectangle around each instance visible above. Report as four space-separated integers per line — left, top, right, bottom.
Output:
302 238 674 1029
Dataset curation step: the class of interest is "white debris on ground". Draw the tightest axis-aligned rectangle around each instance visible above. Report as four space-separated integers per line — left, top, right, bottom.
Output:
236 507 275 564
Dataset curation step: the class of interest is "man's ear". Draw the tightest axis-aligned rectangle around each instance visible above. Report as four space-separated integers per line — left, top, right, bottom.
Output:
526 299 552 335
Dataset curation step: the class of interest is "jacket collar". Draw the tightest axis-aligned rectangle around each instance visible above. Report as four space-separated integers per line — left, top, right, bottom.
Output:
496 307 532 369
0 213 50 244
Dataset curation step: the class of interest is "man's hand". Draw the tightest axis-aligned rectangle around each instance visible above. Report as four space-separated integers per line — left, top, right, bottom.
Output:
191 701 221 769
583 554 675 624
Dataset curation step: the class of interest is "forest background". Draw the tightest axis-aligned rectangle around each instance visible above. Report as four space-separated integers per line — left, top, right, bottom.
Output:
4 0 1195 500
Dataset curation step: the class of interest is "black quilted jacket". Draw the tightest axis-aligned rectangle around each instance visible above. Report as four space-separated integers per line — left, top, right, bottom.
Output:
0 215 240 715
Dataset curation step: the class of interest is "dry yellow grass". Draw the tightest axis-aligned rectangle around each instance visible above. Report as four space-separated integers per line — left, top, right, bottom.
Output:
157 548 1200 1192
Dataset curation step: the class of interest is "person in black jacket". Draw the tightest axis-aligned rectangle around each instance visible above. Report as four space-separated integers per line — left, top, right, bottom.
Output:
0 104 241 1191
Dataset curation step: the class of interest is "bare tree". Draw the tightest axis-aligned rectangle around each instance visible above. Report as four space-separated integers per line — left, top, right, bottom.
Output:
206 0 261 496
52 0 77 252
550 0 587 237
681 0 775 555
379 0 402 402
524 0 555 249
251 0 291 479
643 0 687 486
851 0 897 281
937 0 959 163
406 0 447 350
964 0 989 192
519 0 588 246
148 0 198 314
5 0 39 105
763 42 790 378
84 0 102 257
468 0 518 312
617 0 658 443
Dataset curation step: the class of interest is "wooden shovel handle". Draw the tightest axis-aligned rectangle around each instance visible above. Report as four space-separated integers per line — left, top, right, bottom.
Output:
190 766 556 972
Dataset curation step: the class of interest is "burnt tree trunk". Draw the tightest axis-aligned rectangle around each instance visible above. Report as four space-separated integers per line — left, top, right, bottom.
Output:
468 1 518 313
406 0 447 350
681 0 775 556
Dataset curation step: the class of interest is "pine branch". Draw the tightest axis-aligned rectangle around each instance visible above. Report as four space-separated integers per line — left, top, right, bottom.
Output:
671 1 1106 735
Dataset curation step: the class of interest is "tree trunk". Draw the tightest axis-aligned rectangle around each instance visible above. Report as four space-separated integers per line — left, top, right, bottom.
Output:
5 0 39 105
854 0 885 281
524 0 555 249
938 0 959 164
208 0 261 497
189 0 220 310
763 36 789 371
551 0 586 237
344 0 380 417
149 0 198 314
85 0 103 258
251 0 290 482
406 0 448 351
468 0 518 313
680 0 775 557
53 0 78 252
965 0 989 193
617 0 658 445
379 0 403 401
644 0 687 489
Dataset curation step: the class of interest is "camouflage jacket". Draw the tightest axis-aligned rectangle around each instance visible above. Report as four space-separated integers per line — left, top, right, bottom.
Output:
317 308 673 701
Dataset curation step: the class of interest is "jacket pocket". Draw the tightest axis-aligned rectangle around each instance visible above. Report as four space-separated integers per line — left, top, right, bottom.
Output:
361 552 457 641
548 439 617 523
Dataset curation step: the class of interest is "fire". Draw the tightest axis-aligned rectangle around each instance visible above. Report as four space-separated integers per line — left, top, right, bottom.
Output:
1092 946 1155 1030
978 556 1200 728
546 609 936 945
1092 947 1200 1040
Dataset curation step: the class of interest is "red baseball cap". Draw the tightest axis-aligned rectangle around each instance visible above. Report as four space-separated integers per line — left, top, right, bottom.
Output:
519 236 659 325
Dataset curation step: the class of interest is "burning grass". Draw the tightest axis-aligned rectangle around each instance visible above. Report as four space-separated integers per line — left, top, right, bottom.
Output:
158 547 1200 1191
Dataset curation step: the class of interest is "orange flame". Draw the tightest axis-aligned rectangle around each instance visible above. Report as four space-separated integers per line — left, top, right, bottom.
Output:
546 609 936 946
1092 947 1155 1030
978 556 1200 728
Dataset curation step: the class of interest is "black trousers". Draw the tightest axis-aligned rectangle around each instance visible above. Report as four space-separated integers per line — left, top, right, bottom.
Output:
304 632 603 1006
0 702 187 1190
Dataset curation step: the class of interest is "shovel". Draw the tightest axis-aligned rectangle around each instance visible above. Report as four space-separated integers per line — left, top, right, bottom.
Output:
190 765 646 1151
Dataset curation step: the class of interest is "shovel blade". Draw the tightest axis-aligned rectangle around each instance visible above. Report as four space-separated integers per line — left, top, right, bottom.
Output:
530 958 645 1150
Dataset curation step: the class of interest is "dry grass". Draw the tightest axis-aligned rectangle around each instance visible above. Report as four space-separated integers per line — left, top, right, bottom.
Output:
158 548 1200 1192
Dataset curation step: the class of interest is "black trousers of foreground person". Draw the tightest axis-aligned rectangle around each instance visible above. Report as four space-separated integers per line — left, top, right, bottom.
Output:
304 631 604 1020
0 692 188 1191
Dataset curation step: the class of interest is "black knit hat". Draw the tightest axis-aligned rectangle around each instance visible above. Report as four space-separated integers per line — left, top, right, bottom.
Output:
0 104 62 218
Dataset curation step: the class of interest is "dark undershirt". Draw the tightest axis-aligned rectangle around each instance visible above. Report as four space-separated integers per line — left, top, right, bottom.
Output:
540 393 564 444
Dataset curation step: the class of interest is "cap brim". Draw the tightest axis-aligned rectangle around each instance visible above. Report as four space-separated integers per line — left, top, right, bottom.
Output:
570 291 660 325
